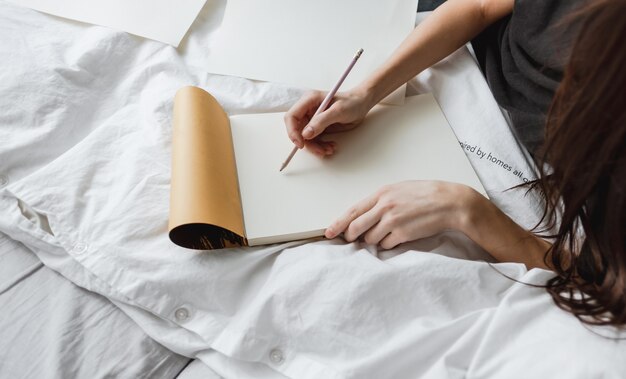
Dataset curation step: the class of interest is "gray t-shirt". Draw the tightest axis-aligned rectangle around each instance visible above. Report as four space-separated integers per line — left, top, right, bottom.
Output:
472 0 585 154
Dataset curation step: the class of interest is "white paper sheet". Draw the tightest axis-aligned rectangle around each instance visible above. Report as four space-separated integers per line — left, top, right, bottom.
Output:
205 0 419 103
7 0 206 46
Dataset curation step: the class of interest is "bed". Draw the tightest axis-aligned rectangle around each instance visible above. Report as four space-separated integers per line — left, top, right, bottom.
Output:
1 1 625 378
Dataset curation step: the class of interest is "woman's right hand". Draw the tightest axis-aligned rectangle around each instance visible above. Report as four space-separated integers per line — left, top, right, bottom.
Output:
284 87 374 157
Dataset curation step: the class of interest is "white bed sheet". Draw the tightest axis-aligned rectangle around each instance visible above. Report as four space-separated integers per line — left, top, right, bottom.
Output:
0 232 189 378
1 2 625 378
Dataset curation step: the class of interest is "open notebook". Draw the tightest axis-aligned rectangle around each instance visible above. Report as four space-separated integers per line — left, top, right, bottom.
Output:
168 86 486 250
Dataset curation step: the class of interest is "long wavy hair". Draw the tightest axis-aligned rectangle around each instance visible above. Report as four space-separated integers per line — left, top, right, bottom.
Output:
532 0 626 326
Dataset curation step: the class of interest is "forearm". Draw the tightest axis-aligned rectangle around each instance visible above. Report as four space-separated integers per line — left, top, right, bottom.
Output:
357 0 514 106
457 188 551 270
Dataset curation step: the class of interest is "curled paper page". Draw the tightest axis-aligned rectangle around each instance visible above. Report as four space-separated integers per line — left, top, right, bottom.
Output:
169 87 247 250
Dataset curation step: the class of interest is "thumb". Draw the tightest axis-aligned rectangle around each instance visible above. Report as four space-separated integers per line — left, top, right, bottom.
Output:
302 105 342 140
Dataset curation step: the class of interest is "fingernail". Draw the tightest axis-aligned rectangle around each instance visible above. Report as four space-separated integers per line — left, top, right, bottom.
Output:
302 126 313 139
325 228 335 238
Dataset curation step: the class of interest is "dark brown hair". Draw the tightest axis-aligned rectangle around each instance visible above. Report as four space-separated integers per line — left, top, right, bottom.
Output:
533 0 626 326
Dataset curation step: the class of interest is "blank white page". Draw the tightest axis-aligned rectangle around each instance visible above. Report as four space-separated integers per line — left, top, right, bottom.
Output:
230 94 485 245
205 0 419 104
8 0 206 46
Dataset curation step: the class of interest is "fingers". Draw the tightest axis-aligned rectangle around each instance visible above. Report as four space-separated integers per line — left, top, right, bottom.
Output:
379 232 405 250
325 194 378 239
362 222 390 246
302 102 344 140
284 91 325 148
324 180 461 249
325 122 358 134
343 207 383 242
286 90 369 154
304 140 337 157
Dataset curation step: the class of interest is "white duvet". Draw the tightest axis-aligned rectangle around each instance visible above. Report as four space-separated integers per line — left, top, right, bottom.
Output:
1 2 625 378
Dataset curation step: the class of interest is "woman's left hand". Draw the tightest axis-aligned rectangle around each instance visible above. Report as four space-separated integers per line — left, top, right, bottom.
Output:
325 180 477 249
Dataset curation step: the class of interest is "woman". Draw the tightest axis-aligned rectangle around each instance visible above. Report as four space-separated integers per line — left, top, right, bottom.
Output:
284 0 626 325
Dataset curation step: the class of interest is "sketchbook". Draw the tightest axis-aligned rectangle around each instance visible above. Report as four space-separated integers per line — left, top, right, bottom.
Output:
168 86 486 250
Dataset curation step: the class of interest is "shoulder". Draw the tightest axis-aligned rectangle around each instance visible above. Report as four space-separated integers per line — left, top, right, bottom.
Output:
508 0 588 64
512 0 588 23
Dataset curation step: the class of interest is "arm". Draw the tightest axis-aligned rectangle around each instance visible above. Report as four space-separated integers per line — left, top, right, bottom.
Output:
359 0 514 107
460 187 551 269
325 181 550 270
285 0 515 154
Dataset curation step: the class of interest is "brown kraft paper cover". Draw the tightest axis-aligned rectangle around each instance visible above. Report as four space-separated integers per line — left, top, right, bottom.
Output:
168 86 247 250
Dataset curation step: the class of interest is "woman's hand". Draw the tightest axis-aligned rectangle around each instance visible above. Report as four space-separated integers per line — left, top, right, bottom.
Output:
326 179 552 269
284 87 374 157
325 181 477 249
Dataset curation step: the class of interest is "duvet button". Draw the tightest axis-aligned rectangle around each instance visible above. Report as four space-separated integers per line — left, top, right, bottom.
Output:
175 307 190 322
269 349 284 364
73 242 88 254
0 174 8 188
